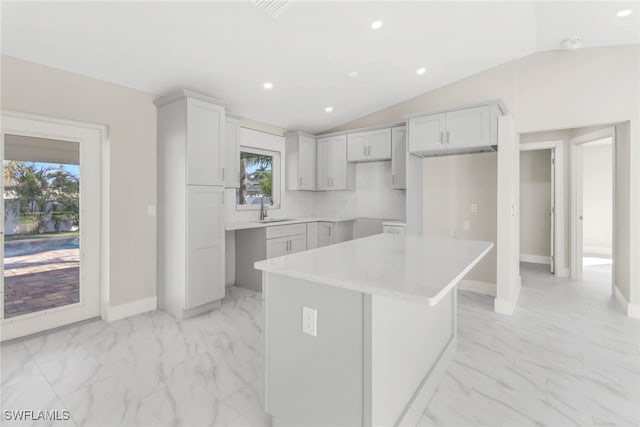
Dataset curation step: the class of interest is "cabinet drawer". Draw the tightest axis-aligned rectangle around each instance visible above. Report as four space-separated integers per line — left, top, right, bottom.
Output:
288 223 307 236
265 223 307 239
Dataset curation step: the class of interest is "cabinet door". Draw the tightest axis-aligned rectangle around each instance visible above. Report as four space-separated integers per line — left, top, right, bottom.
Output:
306 222 318 250
317 222 334 247
186 186 225 309
289 234 307 254
408 113 446 153
391 127 407 189
347 132 368 162
329 135 348 189
186 98 225 186
225 118 239 188
298 135 316 190
266 236 289 259
367 128 392 160
446 105 490 148
316 137 331 190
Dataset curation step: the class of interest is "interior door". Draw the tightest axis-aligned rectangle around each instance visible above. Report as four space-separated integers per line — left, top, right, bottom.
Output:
550 150 556 274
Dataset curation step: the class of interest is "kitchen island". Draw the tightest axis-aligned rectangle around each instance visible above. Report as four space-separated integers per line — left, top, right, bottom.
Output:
255 233 493 427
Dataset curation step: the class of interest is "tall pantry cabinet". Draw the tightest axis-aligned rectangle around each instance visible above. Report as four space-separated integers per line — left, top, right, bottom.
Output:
155 90 226 320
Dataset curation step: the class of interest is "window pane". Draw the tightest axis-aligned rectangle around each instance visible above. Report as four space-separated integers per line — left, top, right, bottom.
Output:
237 151 273 206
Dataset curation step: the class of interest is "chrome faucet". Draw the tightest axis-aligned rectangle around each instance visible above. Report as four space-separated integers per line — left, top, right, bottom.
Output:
260 196 267 221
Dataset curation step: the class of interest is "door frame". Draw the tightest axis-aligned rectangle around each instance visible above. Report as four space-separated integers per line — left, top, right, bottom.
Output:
0 110 110 340
519 140 567 277
569 127 615 284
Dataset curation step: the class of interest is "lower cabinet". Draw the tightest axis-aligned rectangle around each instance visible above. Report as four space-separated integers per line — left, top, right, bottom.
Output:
266 234 307 258
317 221 354 248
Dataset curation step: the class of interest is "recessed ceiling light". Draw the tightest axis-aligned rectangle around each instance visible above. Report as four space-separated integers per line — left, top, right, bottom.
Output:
563 36 583 49
263 82 273 90
371 20 383 30
325 107 333 113
347 71 359 78
416 67 427 75
617 9 632 17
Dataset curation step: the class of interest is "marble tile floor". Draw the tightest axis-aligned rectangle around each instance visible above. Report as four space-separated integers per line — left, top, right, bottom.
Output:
419 262 640 427
1 263 638 427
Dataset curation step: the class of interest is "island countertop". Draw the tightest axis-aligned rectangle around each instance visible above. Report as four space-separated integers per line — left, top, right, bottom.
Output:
254 233 493 306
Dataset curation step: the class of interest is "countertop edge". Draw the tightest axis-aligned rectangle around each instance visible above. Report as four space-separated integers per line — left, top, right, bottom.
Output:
225 217 357 231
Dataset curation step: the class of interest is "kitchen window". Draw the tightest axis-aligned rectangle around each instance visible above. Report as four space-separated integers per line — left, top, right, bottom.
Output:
236 147 280 210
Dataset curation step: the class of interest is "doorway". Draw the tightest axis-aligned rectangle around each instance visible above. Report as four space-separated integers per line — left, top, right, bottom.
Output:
519 140 565 277
1 112 105 341
570 128 615 285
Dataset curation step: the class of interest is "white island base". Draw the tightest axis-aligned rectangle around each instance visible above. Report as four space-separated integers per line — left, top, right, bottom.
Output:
263 273 456 427
256 234 493 427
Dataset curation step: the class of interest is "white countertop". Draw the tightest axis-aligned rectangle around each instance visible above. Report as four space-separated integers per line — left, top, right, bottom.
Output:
225 217 356 231
254 234 493 306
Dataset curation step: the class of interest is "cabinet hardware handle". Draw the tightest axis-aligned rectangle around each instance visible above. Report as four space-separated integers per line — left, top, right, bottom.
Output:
222 167 225 181
299 176 302 187
392 174 395 185
446 131 450 144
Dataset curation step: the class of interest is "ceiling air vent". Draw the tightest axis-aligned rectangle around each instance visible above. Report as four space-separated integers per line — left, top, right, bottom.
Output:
252 0 294 18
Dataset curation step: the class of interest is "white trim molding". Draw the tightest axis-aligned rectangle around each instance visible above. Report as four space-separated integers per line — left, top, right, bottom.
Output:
519 254 551 265
458 280 496 297
104 296 157 322
494 276 522 315
614 286 640 319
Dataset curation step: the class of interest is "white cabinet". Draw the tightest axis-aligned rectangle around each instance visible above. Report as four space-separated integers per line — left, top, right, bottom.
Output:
347 128 391 162
186 186 225 309
186 97 225 186
155 90 226 319
408 103 503 156
317 221 354 248
266 236 289 259
285 132 316 191
391 126 407 190
307 222 318 250
317 135 354 191
225 116 240 188
383 222 406 236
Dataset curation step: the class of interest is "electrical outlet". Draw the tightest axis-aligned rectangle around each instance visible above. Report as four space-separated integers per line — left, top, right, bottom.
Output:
471 203 478 213
302 306 317 337
147 205 156 217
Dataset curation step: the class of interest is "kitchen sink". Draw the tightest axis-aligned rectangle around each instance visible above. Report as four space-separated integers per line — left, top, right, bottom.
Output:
259 218 295 223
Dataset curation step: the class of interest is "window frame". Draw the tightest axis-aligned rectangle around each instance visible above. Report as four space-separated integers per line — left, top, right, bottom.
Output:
235 145 281 211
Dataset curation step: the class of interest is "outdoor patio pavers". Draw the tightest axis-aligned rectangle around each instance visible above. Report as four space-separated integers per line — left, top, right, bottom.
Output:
4 247 79 318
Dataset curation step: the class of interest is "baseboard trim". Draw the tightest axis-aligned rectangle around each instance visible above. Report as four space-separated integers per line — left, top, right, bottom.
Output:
613 286 640 319
494 276 521 316
104 296 157 322
458 280 496 297
583 247 613 258
520 254 550 264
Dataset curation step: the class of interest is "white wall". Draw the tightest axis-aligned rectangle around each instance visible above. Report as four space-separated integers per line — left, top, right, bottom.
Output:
519 149 552 261
422 152 497 285
328 45 640 310
1 55 157 307
582 141 613 257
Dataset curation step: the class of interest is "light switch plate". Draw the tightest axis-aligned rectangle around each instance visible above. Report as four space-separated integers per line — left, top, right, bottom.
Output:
302 306 317 337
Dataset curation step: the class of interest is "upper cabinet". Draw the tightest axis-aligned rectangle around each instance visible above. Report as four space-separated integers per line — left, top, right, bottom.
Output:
408 102 504 157
186 97 225 186
316 135 354 191
391 126 407 190
285 131 316 191
347 128 391 162
225 116 240 188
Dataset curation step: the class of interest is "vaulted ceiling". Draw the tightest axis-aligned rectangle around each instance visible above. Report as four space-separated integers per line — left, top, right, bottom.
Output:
2 1 638 133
